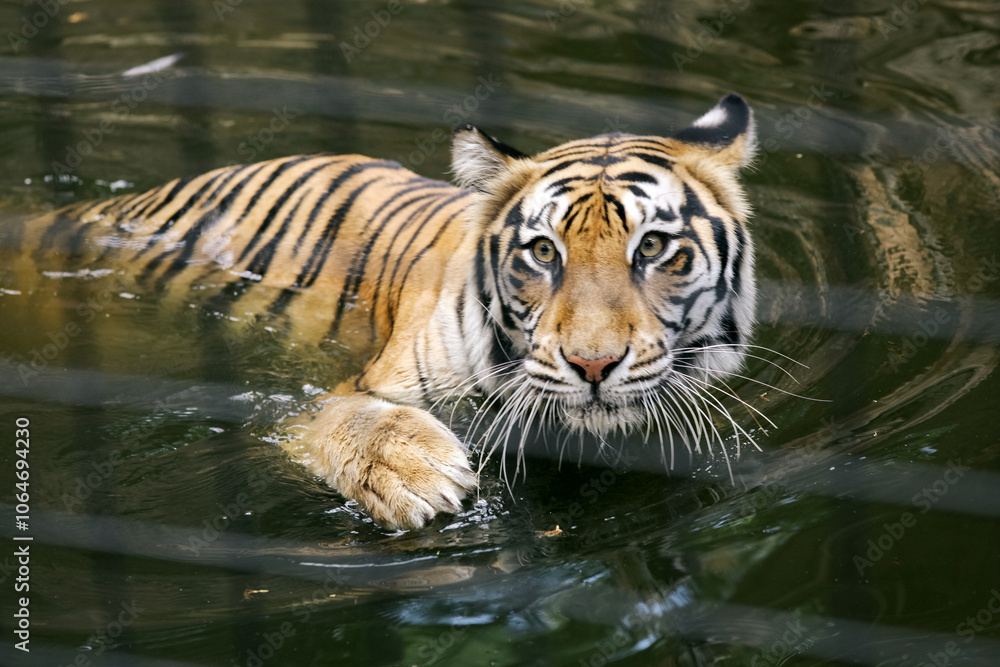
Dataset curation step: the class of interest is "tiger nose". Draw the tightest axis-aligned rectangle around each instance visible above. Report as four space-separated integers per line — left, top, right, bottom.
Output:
565 353 622 384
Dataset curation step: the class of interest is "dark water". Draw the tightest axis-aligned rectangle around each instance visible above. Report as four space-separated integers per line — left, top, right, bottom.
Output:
1 1 999 665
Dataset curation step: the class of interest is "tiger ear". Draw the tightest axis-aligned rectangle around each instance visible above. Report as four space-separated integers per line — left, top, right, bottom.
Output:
673 94 757 170
451 125 528 191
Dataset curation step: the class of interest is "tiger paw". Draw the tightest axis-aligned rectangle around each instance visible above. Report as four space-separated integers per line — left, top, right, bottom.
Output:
305 396 478 530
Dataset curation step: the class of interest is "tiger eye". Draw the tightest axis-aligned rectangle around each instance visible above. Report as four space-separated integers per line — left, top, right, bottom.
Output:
639 233 665 258
532 238 557 263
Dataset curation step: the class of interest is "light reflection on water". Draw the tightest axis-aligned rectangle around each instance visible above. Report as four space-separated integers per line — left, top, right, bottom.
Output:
0 0 999 665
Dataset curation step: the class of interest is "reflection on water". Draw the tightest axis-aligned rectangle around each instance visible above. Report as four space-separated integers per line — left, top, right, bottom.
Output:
1 0 999 665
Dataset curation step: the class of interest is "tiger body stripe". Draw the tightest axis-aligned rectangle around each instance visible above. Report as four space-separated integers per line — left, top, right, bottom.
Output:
7 94 760 530
20 156 482 372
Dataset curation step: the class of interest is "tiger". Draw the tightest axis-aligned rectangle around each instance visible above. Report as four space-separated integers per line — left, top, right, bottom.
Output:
9 93 758 530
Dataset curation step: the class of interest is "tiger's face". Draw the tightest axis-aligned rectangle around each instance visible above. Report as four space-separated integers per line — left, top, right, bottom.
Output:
453 95 758 436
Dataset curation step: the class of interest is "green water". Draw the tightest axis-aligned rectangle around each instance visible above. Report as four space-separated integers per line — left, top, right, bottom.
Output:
1 1 999 665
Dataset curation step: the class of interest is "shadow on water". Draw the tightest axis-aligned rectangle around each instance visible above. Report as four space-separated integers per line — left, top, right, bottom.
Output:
0 0 999 665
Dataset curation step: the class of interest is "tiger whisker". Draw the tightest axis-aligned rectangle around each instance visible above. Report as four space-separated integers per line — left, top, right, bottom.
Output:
676 342 808 368
470 374 527 464
436 359 522 429
670 365 777 430
675 378 735 478
674 362 829 403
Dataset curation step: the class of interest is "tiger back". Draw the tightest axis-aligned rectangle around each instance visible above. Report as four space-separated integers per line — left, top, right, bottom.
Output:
15 155 476 355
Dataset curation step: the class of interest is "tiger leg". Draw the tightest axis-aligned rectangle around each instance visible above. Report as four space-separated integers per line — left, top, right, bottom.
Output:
301 393 477 530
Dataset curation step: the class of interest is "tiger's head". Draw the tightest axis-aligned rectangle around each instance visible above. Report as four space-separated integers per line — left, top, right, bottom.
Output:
452 94 758 438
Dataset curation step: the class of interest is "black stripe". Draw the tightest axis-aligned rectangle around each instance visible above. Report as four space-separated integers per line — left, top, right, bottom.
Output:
145 162 289 282
490 235 518 332
331 185 450 296
541 140 617 157
503 198 526 229
93 189 180 263
539 161 578 180
235 157 316 230
309 180 438 336
474 237 489 298
710 216 730 300
614 171 657 184
141 176 218 244
118 188 163 218
488 321 517 369
654 310 683 333
630 351 668 371
631 152 674 170
291 160 400 256
236 162 331 265
137 166 255 261
298 179 381 289
381 193 469 329
604 193 628 231
718 304 739 346
243 188 310 280
33 207 84 259
531 358 557 370
63 196 122 256
547 176 584 193
669 246 695 277
363 195 444 332
269 287 299 315
559 193 594 236
678 184 711 256
731 224 746 297
138 174 199 221
560 206 583 236
413 336 432 404
509 253 543 280
194 161 290 243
